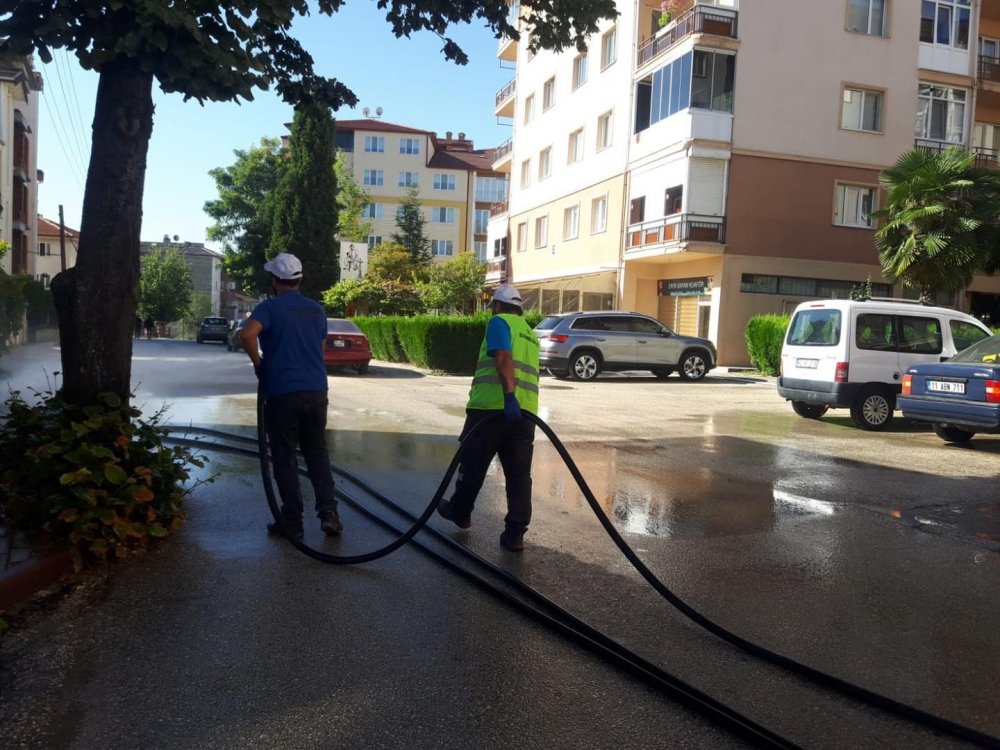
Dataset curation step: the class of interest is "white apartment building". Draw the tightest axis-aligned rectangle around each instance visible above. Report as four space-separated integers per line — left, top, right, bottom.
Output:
491 0 1000 365
0 54 41 277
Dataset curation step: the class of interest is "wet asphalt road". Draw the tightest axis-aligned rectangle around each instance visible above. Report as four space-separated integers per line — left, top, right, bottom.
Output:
0 338 998 749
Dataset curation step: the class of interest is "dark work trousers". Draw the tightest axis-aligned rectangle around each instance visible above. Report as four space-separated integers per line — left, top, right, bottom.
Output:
450 409 536 534
264 391 337 530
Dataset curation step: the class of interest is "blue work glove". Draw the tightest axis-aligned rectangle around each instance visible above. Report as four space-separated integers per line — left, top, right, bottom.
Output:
503 392 522 423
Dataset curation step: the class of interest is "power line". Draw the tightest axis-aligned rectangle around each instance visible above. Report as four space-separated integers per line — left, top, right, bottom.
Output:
46 57 89 179
40 87 86 191
56 49 92 170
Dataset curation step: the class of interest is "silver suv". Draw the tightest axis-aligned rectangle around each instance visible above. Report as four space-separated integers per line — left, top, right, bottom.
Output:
535 311 717 381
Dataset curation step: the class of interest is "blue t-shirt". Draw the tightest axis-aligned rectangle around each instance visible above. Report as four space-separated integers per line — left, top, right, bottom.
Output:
485 315 512 355
250 291 328 398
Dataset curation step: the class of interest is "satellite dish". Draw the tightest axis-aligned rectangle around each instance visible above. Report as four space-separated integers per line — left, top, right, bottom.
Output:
363 106 370 117
375 106 383 117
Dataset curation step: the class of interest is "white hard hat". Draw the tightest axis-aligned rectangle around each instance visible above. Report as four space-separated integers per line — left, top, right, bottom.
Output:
491 284 523 308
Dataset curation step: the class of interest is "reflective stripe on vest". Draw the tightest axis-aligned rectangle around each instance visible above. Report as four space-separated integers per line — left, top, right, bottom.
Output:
466 313 540 413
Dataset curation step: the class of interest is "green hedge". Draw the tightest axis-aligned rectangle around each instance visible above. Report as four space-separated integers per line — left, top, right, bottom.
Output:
353 311 544 374
744 314 790 376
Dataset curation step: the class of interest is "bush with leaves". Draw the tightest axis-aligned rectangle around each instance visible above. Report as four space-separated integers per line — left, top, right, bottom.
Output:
0 390 207 569
744 314 790 376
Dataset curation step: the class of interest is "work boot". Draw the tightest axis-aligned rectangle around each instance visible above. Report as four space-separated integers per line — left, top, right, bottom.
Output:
266 520 303 543
320 510 343 537
499 529 524 552
437 500 472 529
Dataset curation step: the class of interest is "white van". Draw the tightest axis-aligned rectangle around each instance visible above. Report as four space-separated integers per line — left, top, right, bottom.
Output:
777 299 992 430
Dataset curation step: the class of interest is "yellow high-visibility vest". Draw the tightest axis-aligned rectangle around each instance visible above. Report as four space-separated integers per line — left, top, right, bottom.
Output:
466 313 540 414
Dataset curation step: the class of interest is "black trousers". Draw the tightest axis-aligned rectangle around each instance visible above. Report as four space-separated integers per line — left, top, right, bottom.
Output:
265 391 337 529
450 409 535 533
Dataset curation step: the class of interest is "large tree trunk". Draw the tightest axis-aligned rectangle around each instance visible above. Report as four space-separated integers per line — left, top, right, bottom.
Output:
51 59 154 405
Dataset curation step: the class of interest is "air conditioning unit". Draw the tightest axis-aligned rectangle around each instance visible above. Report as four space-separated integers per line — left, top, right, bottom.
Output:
227 282 236 291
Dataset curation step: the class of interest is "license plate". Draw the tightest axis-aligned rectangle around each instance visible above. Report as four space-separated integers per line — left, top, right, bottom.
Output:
927 380 965 394
333 340 346 348
796 358 819 369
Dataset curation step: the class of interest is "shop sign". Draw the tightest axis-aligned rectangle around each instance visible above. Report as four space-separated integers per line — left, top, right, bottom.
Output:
658 277 710 297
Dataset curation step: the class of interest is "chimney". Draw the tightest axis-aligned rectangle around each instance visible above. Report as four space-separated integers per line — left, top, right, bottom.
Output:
458 132 466 140
446 131 453 139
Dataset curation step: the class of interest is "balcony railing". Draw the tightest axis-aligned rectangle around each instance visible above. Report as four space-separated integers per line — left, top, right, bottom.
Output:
495 78 516 109
637 5 738 68
485 256 507 280
978 54 1000 84
489 200 509 217
493 138 513 165
626 213 726 250
913 139 1000 168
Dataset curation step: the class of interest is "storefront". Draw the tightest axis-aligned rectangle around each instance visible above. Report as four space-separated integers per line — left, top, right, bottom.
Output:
656 277 713 339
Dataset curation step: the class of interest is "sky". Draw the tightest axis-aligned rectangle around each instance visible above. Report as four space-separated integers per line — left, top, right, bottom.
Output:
34 4 515 248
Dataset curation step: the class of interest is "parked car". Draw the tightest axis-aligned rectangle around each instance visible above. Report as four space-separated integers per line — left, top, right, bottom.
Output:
899 334 1000 444
196 316 229 345
534 311 717 381
226 318 248 352
324 318 371 374
777 298 992 430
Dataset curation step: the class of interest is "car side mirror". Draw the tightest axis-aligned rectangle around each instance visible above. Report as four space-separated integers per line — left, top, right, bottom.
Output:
659 329 671 337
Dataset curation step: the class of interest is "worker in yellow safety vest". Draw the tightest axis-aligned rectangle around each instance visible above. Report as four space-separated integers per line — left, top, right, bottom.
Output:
437 284 540 551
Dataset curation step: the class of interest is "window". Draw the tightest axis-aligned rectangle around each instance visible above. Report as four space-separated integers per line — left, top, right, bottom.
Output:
476 176 509 203
916 84 967 143
367 235 383 247
38 242 49 257
573 54 588 89
474 209 490 234
563 204 580 240
981 37 1000 59
841 88 882 132
396 204 407 221
951 320 990 350
517 221 528 252
591 195 608 233
601 27 617 69
431 240 454 256
520 158 532 188
524 94 535 125
399 171 419 188
538 147 552 180
38 273 50 289
543 77 556 110
526 33 536 61
920 1 971 49
740 273 891 297
364 203 384 219
434 174 456 190
690 51 735 113
568 128 585 164
364 136 385 153
855 313 896 351
665 185 683 214
534 215 548 248
899 315 943 354
363 169 384 186
597 111 613 151
629 196 645 224
473 240 488 261
400 137 421 155
834 183 876 227
630 316 664 334
430 207 456 223
787 310 843 346
848 0 886 36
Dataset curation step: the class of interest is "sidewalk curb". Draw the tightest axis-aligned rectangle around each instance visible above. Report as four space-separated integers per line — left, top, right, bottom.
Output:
0 551 74 613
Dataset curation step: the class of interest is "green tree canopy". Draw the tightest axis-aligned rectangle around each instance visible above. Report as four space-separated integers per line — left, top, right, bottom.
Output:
0 0 616 404
418 252 486 313
205 137 287 297
139 246 193 324
871 147 1000 298
322 242 426 316
335 149 373 242
392 188 432 266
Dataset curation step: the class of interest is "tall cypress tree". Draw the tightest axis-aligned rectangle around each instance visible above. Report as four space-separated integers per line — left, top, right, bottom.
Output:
392 187 432 266
270 103 340 300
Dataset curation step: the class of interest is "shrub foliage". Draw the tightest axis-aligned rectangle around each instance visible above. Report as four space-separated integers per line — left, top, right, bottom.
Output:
744 314 790 376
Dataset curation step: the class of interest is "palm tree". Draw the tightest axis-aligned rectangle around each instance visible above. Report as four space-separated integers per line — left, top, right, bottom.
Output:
871 146 1000 300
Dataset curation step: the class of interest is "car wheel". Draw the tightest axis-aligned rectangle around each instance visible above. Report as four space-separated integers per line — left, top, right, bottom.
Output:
570 351 601 381
196 337 203 344
850 387 894 431
652 369 673 379
548 368 571 379
356 363 370 375
791 401 829 419
677 351 708 381
932 423 976 444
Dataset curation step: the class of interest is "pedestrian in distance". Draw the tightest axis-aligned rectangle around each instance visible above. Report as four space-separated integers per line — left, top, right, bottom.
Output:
437 284 540 551
240 252 342 542
134 315 143 339
143 315 154 340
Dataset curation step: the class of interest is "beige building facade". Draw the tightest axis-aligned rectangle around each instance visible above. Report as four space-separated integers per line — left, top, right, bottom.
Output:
493 0 1000 365
0 54 41 278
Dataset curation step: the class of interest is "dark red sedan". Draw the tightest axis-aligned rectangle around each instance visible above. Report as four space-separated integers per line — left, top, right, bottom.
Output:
324 318 372 374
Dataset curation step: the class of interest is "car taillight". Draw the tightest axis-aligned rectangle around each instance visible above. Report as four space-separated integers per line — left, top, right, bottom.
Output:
834 362 849 383
986 380 1000 403
901 374 912 395
544 334 569 344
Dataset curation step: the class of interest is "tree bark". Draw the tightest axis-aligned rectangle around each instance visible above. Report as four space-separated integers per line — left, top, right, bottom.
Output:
51 59 154 405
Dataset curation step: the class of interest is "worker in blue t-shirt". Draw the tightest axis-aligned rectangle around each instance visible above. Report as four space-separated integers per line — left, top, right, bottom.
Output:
241 253 341 542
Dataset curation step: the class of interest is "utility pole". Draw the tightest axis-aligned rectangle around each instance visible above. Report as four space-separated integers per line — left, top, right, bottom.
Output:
58 204 67 273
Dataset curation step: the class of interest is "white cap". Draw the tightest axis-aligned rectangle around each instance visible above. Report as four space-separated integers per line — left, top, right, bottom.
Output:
491 284 523 308
263 253 303 281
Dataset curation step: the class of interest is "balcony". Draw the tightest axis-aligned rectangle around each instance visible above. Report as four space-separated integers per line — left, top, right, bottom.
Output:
912 139 998 167
492 138 513 172
637 4 738 69
625 213 725 260
497 4 520 61
485 256 507 283
489 200 509 217
978 54 1000 84
495 78 516 118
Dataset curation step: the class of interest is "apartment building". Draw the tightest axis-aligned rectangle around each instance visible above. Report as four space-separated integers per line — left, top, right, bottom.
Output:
333 119 507 263
491 0 1000 365
139 239 224 315
36 215 79 285
0 54 41 277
